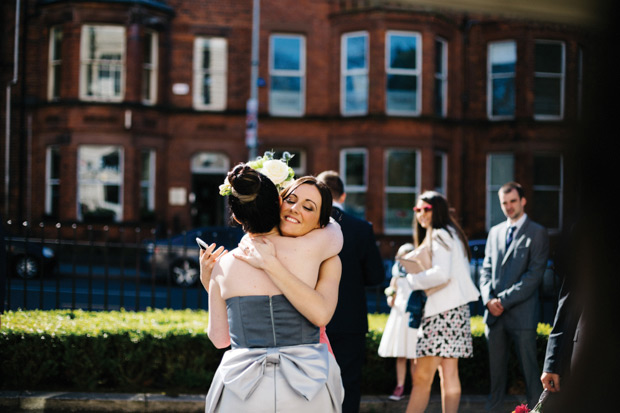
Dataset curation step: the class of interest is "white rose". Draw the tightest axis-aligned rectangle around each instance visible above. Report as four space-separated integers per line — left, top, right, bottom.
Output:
259 159 290 185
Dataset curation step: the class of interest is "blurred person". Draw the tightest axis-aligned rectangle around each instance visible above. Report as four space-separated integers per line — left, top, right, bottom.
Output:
479 182 549 412
529 214 583 413
0 214 6 328
378 242 417 401
404 191 480 413
317 170 385 413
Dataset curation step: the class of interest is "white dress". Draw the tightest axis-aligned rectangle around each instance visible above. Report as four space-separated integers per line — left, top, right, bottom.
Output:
377 262 418 359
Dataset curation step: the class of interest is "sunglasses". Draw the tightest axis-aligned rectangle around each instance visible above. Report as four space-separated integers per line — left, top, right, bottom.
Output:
413 205 433 213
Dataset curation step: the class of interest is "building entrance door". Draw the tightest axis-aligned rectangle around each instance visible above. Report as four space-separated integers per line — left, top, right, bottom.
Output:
190 152 230 227
190 174 227 227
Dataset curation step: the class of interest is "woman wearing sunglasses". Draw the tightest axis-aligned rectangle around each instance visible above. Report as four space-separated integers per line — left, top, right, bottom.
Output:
405 191 480 413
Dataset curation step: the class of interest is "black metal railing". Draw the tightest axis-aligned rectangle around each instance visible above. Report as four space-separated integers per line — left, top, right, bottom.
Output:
2 220 560 323
1 220 243 312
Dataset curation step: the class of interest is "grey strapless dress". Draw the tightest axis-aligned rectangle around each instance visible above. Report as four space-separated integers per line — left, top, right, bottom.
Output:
205 294 344 413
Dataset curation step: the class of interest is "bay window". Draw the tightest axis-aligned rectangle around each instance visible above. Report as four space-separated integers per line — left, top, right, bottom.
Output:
80 25 125 101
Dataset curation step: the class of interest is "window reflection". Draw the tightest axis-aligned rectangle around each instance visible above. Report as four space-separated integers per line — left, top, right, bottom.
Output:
270 35 305 116
80 25 125 101
342 32 368 115
78 145 123 222
385 149 418 233
488 41 516 118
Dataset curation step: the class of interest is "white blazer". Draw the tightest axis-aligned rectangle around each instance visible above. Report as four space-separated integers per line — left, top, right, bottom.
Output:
406 227 480 318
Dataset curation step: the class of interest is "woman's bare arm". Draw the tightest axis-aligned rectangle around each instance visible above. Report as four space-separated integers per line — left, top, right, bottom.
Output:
294 219 343 260
207 272 231 348
234 238 341 327
199 243 228 293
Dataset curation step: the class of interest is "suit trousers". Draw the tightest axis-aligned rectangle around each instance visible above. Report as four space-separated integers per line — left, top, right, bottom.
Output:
485 317 541 412
328 332 366 413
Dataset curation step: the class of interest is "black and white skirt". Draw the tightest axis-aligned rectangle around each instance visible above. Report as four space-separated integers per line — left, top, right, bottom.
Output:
415 304 473 359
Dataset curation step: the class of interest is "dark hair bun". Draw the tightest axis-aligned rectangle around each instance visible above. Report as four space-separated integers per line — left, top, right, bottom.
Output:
228 164 261 203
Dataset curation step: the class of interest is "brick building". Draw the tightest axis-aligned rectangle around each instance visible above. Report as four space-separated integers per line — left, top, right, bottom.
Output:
0 0 595 254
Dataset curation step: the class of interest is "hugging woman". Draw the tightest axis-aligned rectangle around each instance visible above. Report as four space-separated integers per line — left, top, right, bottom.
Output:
200 163 345 412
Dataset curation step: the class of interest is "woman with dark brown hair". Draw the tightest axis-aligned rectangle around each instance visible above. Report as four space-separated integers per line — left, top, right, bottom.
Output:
404 191 480 413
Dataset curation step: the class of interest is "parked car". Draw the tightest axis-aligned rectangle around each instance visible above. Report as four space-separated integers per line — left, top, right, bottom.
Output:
142 226 244 287
4 238 58 279
468 239 487 288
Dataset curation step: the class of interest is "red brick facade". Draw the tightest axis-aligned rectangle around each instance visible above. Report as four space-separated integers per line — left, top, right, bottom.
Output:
1 0 591 255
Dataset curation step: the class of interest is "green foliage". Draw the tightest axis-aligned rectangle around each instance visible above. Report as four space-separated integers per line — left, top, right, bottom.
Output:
1 310 551 395
1 309 225 394
363 313 552 395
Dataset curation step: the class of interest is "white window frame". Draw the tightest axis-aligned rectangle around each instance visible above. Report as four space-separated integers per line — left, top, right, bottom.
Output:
385 31 422 116
48 26 63 101
79 25 126 102
339 148 368 219
486 153 515 230
533 153 563 233
534 40 565 121
487 40 516 120
434 37 448 117
341 31 369 116
77 145 124 222
45 146 60 215
140 149 156 212
273 149 306 176
193 37 228 111
434 151 448 195
142 30 158 105
384 149 421 235
269 34 306 116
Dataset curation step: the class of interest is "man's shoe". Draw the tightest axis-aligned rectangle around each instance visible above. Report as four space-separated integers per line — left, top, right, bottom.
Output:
389 385 405 401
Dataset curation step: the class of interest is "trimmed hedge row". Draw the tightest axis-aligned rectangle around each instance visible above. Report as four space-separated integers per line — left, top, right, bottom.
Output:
366 313 552 394
0 309 551 395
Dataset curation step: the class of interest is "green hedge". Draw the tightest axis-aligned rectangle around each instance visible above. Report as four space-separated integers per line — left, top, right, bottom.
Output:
0 309 226 394
366 312 552 395
0 309 551 395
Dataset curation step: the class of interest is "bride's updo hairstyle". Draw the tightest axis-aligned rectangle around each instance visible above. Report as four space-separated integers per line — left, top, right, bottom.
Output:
227 163 280 234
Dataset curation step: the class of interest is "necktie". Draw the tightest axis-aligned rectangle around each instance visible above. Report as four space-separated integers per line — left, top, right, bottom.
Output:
506 225 516 249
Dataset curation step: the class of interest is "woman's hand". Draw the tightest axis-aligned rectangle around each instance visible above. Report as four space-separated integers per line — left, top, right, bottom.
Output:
233 236 277 270
199 243 228 293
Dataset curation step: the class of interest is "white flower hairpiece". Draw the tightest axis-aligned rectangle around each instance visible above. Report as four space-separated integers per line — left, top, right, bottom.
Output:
219 151 295 197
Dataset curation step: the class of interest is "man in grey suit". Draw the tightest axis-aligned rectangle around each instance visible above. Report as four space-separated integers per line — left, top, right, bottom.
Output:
480 182 549 412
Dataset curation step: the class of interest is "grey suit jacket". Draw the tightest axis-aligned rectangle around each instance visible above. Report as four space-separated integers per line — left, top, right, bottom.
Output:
479 217 549 329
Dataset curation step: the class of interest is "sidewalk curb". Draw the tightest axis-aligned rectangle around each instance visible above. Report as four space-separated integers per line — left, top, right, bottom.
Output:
0 391 204 413
0 391 528 412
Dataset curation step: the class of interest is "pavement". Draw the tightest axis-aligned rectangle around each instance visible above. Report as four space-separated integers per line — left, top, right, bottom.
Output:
0 391 529 412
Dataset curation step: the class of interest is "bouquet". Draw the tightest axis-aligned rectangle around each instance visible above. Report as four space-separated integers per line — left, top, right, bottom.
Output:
220 151 295 196
512 404 530 413
512 390 549 413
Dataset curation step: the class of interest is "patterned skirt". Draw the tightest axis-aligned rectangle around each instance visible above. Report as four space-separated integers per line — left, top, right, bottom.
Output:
415 304 473 359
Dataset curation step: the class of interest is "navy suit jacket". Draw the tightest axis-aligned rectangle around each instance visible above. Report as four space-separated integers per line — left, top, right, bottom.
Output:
543 223 583 377
326 207 385 336
479 217 549 329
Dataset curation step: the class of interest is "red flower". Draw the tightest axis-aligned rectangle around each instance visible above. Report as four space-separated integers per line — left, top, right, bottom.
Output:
512 404 530 413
